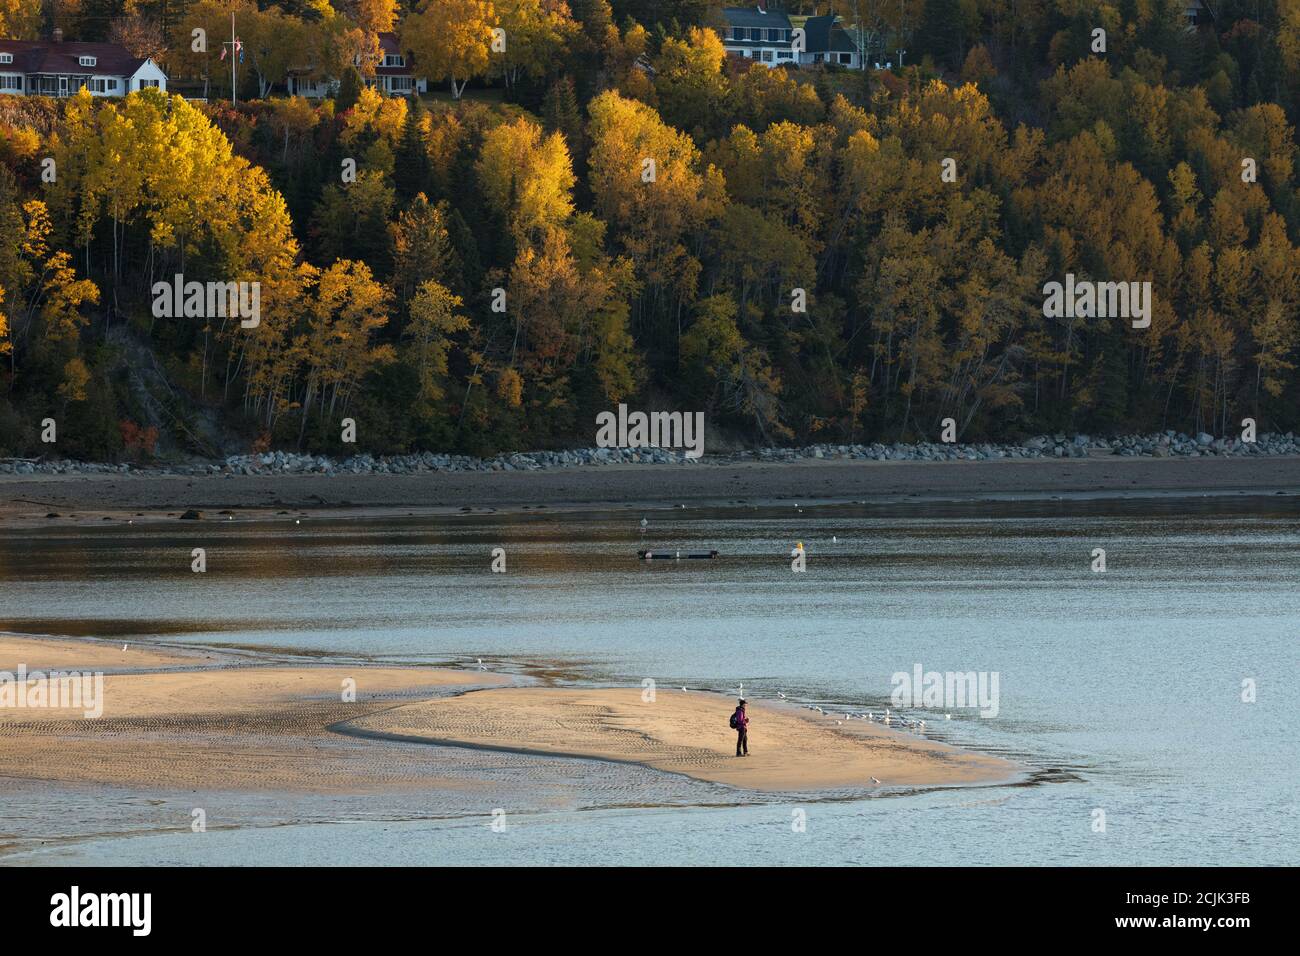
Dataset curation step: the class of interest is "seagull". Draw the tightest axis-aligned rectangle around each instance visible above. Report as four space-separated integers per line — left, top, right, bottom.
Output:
122 643 127 652
477 658 487 671
832 535 838 543
867 711 873 720
640 518 647 534
777 691 787 700
919 720 926 729
944 713 952 720
870 776 880 785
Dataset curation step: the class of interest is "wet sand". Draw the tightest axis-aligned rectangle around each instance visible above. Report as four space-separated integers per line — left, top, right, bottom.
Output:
344 687 1019 792
2 455 1298 528
0 635 211 672
0 635 509 793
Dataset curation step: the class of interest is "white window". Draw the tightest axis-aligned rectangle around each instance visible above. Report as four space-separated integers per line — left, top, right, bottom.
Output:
838 53 852 64
761 50 774 62
138 78 160 89
0 54 13 64
0 74 21 91
384 54 405 67
79 56 97 67
389 76 412 92
777 51 792 60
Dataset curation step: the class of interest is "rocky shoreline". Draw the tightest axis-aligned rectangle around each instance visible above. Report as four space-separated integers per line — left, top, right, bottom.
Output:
2 430 1296 478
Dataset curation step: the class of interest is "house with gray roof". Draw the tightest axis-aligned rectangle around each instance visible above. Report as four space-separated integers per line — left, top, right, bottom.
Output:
718 6 797 68
799 14 865 69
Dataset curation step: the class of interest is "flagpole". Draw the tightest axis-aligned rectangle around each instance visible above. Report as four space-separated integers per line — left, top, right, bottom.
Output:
231 12 237 104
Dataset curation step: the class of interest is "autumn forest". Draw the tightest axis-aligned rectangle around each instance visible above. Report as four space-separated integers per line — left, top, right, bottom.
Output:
1 0 1299 460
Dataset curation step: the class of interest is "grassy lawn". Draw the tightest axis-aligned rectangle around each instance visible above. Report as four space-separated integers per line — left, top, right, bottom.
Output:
421 86 506 106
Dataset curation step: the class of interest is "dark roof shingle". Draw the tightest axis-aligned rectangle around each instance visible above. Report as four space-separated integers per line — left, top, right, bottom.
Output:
0 39 147 77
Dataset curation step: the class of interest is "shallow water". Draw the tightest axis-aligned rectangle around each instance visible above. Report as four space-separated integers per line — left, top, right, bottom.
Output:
2 496 1297 865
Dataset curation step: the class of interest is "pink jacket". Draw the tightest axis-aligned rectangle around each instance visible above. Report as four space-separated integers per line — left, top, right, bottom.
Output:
734 708 749 730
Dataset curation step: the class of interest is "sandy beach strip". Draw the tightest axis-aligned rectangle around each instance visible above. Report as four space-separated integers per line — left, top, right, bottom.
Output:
344 687 1020 793
0 634 509 792
0 636 1013 795
0 634 214 672
2 456 1299 526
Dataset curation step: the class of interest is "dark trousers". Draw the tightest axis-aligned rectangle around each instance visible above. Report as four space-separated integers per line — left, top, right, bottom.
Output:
736 728 748 755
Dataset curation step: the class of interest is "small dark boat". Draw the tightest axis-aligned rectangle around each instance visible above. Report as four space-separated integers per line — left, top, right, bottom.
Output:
638 549 719 560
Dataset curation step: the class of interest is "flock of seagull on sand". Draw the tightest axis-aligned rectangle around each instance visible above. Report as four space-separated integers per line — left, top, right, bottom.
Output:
796 702 951 730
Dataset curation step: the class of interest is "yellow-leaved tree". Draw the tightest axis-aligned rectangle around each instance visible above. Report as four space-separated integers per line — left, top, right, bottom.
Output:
406 279 469 413
491 0 578 93
292 260 395 444
47 89 299 412
586 90 725 324
476 116 576 250
0 0 41 39
401 0 497 99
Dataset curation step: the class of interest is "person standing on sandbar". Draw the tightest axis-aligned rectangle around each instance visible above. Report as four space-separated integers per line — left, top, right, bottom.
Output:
731 698 749 756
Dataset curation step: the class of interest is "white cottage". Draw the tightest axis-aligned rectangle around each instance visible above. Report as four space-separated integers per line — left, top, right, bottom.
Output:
0 35 166 98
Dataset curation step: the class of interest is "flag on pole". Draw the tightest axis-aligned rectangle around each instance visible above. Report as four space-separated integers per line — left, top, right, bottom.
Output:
220 46 227 60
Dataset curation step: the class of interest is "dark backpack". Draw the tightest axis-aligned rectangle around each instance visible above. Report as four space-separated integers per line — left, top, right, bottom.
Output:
729 710 739 729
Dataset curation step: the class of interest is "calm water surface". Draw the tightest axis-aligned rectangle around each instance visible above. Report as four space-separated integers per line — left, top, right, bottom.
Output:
2 496 1296 865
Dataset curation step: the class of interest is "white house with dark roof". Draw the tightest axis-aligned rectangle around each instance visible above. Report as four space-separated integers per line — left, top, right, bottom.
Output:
369 32 426 95
0 36 166 98
799 14 865 69
718 6 797 68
